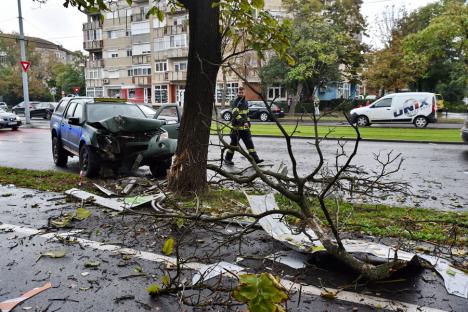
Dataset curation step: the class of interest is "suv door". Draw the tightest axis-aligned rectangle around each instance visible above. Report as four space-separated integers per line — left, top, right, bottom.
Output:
154 105 180 139
367 98 393 122
61 101 78 151
66 102 84 152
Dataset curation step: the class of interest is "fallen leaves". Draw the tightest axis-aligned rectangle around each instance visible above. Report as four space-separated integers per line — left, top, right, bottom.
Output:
162 237 175 256
50 207 92 228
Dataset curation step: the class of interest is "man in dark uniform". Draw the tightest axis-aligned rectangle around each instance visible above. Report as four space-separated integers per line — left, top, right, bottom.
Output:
224 87 263 166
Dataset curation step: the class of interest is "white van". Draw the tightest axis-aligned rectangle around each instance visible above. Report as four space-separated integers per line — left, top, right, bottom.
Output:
350 92 437 128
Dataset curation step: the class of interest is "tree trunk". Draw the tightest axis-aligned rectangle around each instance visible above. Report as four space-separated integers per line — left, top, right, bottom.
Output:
289 82 303 115
167 0 221 196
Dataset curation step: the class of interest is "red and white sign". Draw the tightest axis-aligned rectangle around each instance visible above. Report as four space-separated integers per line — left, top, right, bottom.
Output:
72 86 81 94
20 61 31 72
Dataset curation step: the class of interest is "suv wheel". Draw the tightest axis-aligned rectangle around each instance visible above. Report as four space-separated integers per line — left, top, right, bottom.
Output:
356 115 370 127
259 112 269 122
150 158 172 178
52 136 68 167
222 112 232 121
79 145 100 178
414 116 428 128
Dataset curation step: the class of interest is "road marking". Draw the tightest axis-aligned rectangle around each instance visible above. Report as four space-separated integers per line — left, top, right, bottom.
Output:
0 222 447 312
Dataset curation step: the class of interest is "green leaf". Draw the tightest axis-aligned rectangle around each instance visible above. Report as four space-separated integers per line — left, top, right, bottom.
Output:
50 215 73 228
147 284 160 296
162 237 175 256
251 0 265 9
134 265 143 273
74 207 92 221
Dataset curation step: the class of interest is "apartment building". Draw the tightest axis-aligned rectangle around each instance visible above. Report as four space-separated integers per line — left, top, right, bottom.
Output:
83 0 289 106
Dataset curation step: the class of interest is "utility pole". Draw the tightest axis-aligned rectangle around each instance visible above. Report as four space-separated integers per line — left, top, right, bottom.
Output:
17 0 30 124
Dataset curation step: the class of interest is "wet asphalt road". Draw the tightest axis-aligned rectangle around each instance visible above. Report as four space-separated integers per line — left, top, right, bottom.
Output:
1 127 466 211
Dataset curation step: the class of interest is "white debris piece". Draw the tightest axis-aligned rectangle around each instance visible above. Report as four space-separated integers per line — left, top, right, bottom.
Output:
246 194 468 299
192 261 244 285
65 188 163 211
266 250 309 269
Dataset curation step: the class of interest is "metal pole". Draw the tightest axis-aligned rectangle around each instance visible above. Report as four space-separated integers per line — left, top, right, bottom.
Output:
17 0 30 124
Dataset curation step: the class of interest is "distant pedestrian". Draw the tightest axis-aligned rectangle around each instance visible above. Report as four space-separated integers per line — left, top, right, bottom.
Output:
224 87 263 166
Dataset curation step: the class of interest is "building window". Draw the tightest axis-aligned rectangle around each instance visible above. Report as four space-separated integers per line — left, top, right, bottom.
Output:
128 66 151 76
85 68 102 79
268 86 286 100
174 61 187 72
173 15 187 26
132 43 151 55
128 89 136 99
107 30 120 39
154 37 169 51
170 34 186 48
131 21 150 35
154 85 168 104
153 17 166 28
106 70 120 79
216 82 239 102
86 87 103 97
126 49 132 57
155 62 168 72
337 82 351 99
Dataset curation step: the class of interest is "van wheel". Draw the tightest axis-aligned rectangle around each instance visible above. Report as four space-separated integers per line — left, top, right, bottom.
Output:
414 116 428 128
356 115 370 127
79 145 100 178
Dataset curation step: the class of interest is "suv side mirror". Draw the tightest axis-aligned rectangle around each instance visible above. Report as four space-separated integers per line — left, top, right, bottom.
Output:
68 117 80 126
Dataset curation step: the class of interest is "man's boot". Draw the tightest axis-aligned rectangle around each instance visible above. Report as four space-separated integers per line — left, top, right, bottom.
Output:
250 152 264 164
224 150 234 166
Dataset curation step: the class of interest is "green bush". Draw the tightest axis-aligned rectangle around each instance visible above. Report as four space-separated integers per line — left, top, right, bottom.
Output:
444 101 468 113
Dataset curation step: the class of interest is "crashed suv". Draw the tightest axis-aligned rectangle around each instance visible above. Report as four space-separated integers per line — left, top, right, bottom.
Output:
50 97 177 178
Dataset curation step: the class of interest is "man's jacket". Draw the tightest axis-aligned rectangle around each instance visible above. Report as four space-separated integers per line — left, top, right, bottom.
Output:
231 97 250 130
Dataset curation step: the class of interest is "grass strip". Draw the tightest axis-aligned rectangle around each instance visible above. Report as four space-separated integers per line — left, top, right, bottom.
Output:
212 124 462 142
0 167 90 192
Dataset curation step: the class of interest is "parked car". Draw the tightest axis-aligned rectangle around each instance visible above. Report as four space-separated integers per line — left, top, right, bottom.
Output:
220 100 285 122
461 115 468 144
0 108 21 131
50 97 177 178
153 104 182 139
12 101 55 119
0 102 8 110
350 92 437 128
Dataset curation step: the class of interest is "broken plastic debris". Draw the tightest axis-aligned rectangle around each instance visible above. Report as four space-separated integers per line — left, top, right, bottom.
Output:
93 183 116 197
0 282 52 312
246 193 468 299
192 262 244 285
65 188 163 211
266 251 309 269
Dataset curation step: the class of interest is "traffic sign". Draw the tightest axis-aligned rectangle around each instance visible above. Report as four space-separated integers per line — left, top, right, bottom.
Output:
72 86 81 94
20 61 31 72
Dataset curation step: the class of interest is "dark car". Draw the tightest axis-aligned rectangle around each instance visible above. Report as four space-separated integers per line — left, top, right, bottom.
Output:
462 115 468 144
0 108 22 130
220 100 285 122
12 101 55 119
50 97 177 178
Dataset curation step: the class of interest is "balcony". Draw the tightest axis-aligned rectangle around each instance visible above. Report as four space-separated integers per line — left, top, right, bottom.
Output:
154 47 188 61
154 71 186 82
132 76 152 86
131 14 147 23
86 59 104 68
83 40 103 51
83 21 102 31
164 25 187 35
132 55 151 65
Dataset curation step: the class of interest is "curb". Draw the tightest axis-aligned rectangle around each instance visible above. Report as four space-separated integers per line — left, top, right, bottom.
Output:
248 134 466 145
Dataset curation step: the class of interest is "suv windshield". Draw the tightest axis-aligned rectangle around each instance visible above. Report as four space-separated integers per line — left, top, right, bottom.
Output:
86 103 146 122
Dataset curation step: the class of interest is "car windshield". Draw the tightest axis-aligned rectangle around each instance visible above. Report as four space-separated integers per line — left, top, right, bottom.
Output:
86 103 146 122
138 105 156 117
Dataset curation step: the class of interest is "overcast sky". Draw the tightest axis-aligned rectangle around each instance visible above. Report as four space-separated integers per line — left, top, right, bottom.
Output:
0 0 437 52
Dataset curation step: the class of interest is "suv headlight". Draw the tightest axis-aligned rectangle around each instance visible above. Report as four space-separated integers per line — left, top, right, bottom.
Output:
159 130 169 141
